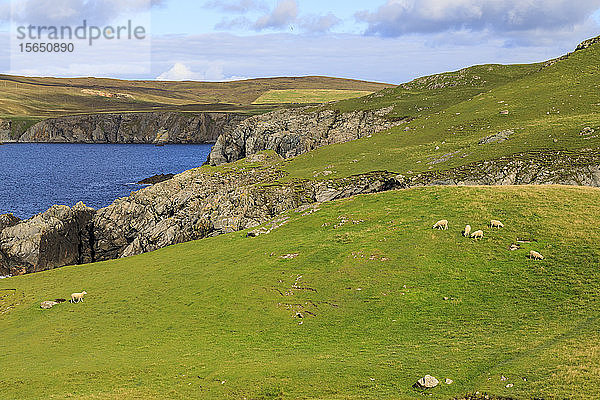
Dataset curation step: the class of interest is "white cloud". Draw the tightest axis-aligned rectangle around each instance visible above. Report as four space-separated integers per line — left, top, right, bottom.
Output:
156 62 205 81
215 16 252 30
204 0 267 14
155 62 249 82
357 0 600 37
0 2 9 23
253 0 297 30
11 0 161 25
300 13 341 34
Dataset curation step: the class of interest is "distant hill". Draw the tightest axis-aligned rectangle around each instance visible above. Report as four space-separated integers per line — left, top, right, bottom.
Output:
0 75 393 118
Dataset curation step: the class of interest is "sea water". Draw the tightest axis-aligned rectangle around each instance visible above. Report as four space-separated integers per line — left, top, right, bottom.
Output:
0 143 213 219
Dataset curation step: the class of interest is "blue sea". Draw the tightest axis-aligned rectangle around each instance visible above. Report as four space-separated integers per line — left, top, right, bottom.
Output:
0 143 213 219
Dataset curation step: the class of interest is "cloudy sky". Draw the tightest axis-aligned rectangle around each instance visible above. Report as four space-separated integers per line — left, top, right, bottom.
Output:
1 0 600 83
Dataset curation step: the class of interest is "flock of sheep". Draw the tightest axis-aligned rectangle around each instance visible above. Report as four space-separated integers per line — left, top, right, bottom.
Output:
433 219 544 260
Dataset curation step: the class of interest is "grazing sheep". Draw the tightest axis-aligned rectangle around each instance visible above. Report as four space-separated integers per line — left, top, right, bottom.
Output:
463 225 472 237
529 251 544 260
433 220 449 230
70 291 87 303
471 230 484 240
490 220 504 229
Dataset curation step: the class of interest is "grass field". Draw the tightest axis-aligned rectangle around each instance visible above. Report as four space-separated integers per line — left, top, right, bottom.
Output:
252 89 374 104
0 75 392 118
1 185 600 399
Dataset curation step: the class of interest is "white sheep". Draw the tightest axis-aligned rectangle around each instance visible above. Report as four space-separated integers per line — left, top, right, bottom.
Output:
490 220 504 229
471 230 484 240
433 220 449 230
70 291 87 303
463 225 472 237
529 251 544 260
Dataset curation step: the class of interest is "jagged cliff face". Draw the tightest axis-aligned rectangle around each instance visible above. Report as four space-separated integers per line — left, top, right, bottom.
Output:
3 148 600 276
0 153 406 275
0 203 94 275
2 112 247 144
0 119 10 141
207 107 407 165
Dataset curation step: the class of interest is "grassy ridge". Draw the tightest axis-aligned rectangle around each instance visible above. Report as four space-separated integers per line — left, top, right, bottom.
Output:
0 75 392 118
284 44 600 181
1 186 599 399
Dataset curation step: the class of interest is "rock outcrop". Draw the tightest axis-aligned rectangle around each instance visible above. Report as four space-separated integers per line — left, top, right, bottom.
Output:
411 149 600 187
0 119 10 141
0 214 20 232
3 112 247 144
0 202 94 275
414 375 439 389
207 107 407 165
137 174 175 185
91 154 406 261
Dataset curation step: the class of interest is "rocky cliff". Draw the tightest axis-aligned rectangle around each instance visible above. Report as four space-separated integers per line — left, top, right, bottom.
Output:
0 203 94 275
207 107 407 165
2 112 247 144
0 153 406 275
0 119 10 141
3 148 600 276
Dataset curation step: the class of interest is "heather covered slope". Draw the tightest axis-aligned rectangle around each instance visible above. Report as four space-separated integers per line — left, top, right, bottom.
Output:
1 186 599 399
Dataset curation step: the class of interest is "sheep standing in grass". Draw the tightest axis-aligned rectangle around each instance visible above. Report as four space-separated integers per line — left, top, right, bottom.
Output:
463 225 472 237
70 291 87 303
471 230 484 240
529 251 544 260
490 220 504 229
433 220 449 230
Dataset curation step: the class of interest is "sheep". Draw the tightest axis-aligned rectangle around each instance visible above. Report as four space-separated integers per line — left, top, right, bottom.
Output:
471 230 484 240
529 251 544 260
463 225 472 237
490 220 504 229
433 220 449 230
70 291 87 303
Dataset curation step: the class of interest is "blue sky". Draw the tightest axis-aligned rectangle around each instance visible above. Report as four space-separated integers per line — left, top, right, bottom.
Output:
1 1 600 83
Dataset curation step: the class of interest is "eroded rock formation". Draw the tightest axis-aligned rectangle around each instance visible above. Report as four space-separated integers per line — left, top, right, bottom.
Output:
0 202 94 275
207 107 407 165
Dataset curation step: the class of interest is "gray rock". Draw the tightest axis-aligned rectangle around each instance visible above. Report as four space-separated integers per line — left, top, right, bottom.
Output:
412 148 600 187
0 202 94 275
479 129 514 145
207 107 407 165
576 35 600 51
415 375 439 389
0 214 20 232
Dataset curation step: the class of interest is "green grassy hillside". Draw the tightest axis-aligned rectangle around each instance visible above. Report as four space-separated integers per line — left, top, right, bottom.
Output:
0 75 392 118
283 41 600 181
1 186 599 399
